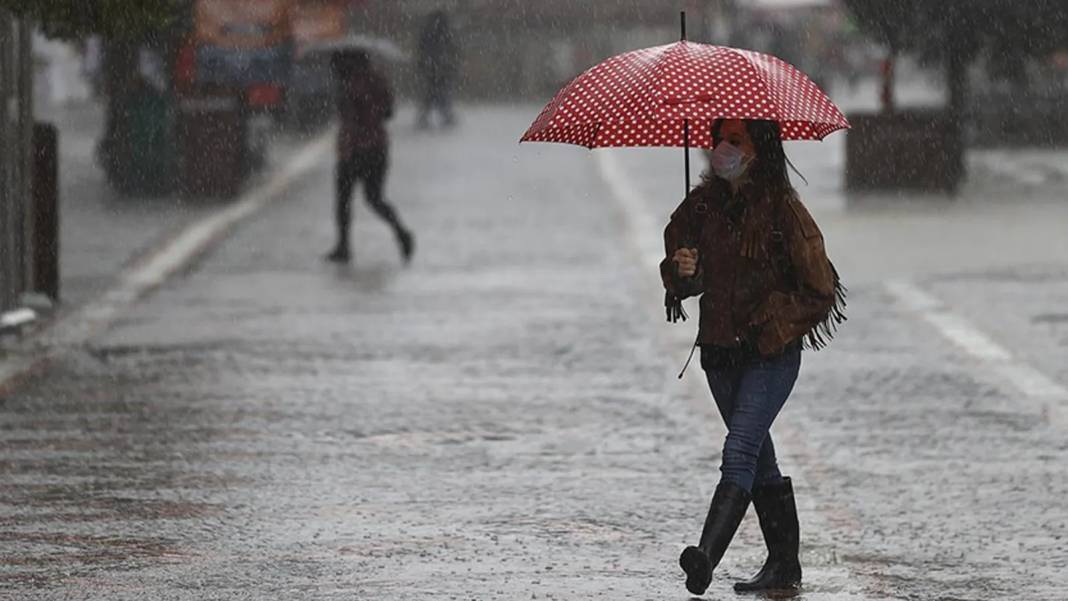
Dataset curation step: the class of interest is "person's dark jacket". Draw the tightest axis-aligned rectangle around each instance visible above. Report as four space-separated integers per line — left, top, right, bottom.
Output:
660 177 845 356
337 67 393 157
417 13 458 86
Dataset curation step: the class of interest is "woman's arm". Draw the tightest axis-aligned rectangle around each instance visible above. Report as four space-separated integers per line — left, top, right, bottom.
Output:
660 197 704 299
749 195 842 354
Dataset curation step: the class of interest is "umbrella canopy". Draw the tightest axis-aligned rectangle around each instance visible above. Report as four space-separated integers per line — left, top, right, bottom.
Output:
298 33 409 62
521 40 848 149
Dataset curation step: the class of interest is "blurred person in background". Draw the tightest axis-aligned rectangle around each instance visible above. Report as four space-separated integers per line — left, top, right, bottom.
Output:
416 9 459 130
665 119 845 595
326 50 414 264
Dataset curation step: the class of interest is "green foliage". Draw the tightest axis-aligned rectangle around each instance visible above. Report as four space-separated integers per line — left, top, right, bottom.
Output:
0 0 188 41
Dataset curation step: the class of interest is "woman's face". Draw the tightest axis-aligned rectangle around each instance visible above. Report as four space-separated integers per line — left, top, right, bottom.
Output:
717 119 756 162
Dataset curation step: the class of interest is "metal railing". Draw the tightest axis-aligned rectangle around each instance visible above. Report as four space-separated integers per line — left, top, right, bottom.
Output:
0 10 34 315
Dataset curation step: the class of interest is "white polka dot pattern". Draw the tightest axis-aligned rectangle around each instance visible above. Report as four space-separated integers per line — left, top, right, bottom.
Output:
521 41 849 148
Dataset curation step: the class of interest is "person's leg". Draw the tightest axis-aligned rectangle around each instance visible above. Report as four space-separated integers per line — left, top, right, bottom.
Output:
439 85 456 127
719 345 801 493
417 79 433 129
681 345 800 594
362 147 414 263
702 349 741 421
722 347 803 593
328 155 357 261
702 349 780 488
753 434 785 489
681 349 750 596
734 476 802 592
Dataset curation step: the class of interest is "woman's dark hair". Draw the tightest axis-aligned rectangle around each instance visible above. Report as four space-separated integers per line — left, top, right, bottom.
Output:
710 119 804 195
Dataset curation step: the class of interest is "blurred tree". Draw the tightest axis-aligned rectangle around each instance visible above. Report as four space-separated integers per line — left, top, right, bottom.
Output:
0 0 193 196
0 0 191 100
843 0 1068 118
0 0 187 41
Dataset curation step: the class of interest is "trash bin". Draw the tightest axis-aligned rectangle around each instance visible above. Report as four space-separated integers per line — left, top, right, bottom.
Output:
100 84 175 196
845 110 965 194
175 90 247 198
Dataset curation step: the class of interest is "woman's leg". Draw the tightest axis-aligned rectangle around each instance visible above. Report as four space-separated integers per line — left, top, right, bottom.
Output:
362 148 414 262
702 350 782 489
682 350 754 595
719 345 801 493
417 81 433 128
683 345 801 595
733 346 804 592
753 434 784 489
328 155 358 261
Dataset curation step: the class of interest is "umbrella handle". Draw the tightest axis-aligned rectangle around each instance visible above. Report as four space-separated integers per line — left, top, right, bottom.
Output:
667 236 699 324
667 251 695 324
671 241 700 286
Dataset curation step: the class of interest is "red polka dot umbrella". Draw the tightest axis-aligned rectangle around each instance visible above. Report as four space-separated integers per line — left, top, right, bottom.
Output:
520 17 849 191
521 40 849 147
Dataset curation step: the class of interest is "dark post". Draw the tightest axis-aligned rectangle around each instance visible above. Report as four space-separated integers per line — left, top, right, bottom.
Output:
880 49 895 114
681 11 690 195
32 123 59 302
683 119 691 195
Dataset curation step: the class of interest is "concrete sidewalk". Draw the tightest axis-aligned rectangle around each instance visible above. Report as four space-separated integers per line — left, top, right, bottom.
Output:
33 101 324 313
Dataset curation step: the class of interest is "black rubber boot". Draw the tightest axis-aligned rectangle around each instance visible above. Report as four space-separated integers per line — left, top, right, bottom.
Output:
679 481 751 595
325 242 351 263
733 476 802 593
396 227 415 264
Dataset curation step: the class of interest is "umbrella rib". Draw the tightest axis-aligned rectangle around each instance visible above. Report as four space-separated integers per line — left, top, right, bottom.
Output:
587 122 603 149
736 52 781 123
648 42 687 111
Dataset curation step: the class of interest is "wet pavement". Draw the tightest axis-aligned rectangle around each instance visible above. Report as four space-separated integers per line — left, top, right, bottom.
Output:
37 101 321 311
2 104 1067 600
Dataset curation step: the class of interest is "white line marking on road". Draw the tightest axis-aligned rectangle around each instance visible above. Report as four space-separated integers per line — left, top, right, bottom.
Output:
595 151 665 272
0 130 334 390
971 152 1049 186
922 312 1012 361
885 279 1068 403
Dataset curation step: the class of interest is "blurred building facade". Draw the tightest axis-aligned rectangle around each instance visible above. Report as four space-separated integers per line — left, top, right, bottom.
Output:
353 1 731 101
352 0 848 102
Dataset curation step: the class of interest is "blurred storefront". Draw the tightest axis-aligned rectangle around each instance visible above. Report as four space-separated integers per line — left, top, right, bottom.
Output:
352 0 855 102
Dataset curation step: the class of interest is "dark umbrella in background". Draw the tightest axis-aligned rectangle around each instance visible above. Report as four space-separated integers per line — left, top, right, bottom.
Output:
298 33 409 63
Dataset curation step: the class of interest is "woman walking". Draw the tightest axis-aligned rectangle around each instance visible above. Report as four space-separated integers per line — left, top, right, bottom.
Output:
663 118 845 595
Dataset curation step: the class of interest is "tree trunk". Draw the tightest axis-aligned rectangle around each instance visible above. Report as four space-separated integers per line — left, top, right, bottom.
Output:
946 45 968 127
880 48 896 114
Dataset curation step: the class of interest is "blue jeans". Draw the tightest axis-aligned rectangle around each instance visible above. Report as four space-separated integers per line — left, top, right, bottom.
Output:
701 343 801 493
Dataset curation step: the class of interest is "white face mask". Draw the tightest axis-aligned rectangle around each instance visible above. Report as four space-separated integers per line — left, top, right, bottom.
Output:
709 141 752 183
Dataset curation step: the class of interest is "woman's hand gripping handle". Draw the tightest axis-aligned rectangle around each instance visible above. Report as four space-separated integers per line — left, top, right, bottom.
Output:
665 247 699 323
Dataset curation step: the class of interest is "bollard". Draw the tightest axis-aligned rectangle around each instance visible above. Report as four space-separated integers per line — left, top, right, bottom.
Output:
32 122 59 302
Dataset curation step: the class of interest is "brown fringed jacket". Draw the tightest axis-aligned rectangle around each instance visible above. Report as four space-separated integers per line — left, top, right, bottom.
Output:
659 177 846 357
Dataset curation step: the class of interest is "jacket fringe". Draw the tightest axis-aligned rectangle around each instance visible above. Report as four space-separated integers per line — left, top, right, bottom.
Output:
665 292 688 323
802 263 847 351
